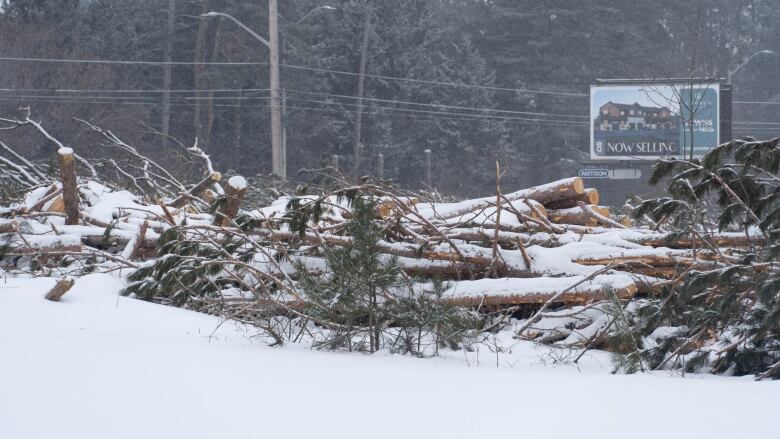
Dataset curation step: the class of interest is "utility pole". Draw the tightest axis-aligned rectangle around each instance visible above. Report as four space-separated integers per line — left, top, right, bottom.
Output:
352 0 374 180
269 0 284 178
161 0 175 148
202 5 335 179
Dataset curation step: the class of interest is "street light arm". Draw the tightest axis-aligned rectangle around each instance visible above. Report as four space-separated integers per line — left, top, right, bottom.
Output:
202 11 270 49
728 50 775 83
295 5 336 25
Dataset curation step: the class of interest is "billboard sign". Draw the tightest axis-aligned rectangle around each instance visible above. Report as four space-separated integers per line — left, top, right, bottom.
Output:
590 83 720 160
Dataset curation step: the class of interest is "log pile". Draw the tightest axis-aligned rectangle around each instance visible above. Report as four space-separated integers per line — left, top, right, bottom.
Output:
1 170 759 311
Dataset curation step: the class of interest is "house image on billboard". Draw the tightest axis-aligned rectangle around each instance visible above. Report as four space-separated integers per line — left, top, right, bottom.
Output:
594 102 678 131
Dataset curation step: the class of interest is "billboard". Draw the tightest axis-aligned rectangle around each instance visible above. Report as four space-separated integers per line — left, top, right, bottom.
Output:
590 83 720 160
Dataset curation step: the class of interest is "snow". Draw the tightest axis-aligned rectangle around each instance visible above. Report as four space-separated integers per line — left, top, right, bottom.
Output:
227 175 247 190
2 275 778 439
80 181 165 223
57 146 73 155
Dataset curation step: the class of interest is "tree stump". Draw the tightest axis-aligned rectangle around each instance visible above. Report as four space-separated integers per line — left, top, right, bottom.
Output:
58 147 79 225
214 176 247 226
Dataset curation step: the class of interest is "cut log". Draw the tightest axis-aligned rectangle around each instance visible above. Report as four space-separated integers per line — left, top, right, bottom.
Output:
29 185 61 212
1 234 82 254
441 276 638 307
45 194 65 213
129 220 149 260
578 202 627 229
544 188 599 210
170 171 222 208
58 147 79 225
0 220 17 234
214 175 247 226
548 206 611 226
45 276 75 301
505 177 585 206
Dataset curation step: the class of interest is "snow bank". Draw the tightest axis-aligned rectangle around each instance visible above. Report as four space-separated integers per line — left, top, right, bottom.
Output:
2 275 778 439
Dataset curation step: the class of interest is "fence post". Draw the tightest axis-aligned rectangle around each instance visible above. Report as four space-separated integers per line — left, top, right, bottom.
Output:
423 149 432 188
376 153 384 180
331 154 340 176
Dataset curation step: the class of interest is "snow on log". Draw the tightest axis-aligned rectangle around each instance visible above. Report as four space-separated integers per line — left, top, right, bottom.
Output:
439 274 638 306
1 234 82 254
504 177 585 206
44 276 75 301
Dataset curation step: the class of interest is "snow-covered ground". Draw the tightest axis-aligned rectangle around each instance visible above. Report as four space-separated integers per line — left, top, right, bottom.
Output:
2 274 778 439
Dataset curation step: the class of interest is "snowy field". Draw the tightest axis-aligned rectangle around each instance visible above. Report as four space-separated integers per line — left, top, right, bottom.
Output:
2 274 778 439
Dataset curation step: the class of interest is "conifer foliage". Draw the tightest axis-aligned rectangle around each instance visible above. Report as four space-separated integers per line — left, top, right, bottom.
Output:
618 136 780 379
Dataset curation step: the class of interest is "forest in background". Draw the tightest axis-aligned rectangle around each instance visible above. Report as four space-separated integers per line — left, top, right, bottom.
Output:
0 0 778 197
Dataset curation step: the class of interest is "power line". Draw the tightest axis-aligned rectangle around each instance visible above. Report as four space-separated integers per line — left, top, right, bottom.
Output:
0 87 270 94
284 89 588 119
0 95 586 128
0 55 587 97
733 121 780 126
0 56 264 66
283 96 588 125
733 101 780 105
279 63 588 97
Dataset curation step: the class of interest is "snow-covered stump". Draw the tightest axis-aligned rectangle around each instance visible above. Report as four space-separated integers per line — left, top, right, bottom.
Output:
58 147 80 225
44 276 75 302
214 176 247 227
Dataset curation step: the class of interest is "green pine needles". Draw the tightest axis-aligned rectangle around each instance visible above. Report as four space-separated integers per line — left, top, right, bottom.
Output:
295 195 478 355
618 136 780 379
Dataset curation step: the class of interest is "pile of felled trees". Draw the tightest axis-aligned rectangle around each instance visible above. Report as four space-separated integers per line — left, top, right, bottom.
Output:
0 111 758 312
1 141 757 311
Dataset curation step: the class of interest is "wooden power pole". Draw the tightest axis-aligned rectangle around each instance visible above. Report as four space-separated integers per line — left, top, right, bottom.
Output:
352 0 374 180
269 0 285 178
